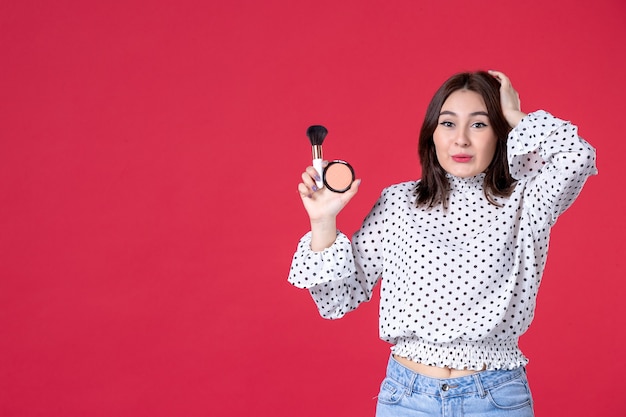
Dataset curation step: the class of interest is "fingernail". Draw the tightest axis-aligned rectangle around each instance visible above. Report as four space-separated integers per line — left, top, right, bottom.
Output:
312 185 318 192
314 175 321 182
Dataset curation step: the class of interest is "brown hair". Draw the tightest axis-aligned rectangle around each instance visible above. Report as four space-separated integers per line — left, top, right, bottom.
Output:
415 71 516 208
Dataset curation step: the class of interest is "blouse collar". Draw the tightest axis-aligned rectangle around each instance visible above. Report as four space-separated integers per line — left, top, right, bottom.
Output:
446 172 486 191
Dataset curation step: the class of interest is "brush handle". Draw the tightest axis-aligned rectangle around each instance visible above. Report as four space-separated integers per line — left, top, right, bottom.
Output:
313 158 324 189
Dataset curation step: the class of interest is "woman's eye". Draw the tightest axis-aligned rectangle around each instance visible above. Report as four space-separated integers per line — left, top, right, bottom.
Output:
472 122 488 128
439 121 454 127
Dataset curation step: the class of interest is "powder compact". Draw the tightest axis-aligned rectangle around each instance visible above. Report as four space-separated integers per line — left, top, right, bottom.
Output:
323 160 355 193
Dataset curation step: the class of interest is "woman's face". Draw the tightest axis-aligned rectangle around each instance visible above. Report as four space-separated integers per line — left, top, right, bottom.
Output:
433 89 497 178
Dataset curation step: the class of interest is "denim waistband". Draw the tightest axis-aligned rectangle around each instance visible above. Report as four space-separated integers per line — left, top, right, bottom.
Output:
385 355 526 398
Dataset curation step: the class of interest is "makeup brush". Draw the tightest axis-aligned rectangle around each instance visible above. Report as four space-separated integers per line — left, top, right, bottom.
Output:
306 125 328 189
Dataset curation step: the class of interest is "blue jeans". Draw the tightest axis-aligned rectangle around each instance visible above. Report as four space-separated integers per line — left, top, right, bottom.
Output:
376 355 534 417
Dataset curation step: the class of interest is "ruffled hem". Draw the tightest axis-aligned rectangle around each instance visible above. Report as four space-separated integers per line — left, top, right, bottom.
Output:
390 337 528 371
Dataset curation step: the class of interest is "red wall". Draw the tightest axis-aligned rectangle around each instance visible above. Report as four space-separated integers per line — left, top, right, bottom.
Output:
1 1 624 416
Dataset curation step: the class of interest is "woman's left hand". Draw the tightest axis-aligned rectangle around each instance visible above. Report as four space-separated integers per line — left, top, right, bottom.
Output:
488 70 527 127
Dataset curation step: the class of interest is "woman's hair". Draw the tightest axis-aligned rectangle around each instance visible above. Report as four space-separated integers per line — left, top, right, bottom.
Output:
415 71 516 208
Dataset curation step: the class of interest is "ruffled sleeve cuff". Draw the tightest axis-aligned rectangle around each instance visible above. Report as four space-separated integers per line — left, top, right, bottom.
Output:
507 110 569 180
287 231 356 289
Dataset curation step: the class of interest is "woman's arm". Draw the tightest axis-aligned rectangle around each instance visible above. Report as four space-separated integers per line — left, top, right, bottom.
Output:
289 187 386 319
509 112 597 226
489 70 597 226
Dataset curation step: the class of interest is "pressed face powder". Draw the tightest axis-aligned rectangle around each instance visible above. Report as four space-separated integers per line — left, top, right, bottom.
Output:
323 160 355 193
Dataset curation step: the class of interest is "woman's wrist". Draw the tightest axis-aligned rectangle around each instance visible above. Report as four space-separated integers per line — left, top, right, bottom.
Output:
504 110 527 128
309 217 338 251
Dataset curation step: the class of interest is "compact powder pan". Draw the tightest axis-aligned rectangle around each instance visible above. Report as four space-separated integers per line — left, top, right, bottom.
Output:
323 160 355 193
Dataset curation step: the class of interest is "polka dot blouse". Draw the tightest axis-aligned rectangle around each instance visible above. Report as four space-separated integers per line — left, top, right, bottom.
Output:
289 111 597 370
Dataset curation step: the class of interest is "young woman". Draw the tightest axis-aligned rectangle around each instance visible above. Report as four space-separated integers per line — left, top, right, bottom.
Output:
288 70 597 416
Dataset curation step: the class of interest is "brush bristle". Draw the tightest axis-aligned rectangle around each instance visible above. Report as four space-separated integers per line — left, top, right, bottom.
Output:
306 125 328 146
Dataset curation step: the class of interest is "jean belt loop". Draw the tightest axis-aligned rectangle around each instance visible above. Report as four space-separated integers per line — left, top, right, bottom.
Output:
406 372 418 397
472 373 486 398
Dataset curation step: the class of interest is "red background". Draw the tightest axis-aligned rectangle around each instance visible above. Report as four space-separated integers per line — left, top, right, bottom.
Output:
1 1 624 416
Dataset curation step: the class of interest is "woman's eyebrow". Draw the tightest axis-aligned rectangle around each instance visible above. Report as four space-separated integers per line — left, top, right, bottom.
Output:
439 110 489 116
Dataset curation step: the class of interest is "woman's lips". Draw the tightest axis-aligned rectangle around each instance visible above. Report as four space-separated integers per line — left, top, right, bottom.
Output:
452 154 472 163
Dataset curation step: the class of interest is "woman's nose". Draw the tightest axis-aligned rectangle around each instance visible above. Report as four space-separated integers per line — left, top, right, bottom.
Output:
454 129 470 147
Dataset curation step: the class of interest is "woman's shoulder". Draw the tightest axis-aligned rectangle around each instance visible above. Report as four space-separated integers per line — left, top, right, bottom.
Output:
380 180 419 199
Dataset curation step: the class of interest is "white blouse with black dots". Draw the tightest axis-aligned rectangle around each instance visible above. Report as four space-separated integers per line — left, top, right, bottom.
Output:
288 111 597 370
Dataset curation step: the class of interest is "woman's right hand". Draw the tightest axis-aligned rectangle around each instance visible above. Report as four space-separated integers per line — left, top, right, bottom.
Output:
298 164 361 223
